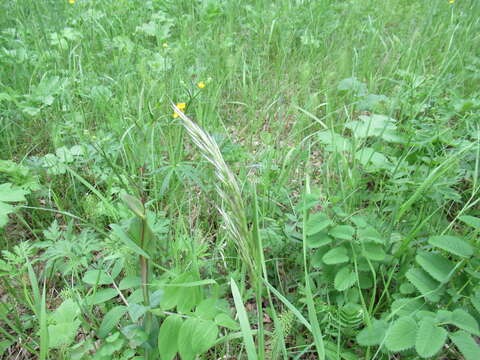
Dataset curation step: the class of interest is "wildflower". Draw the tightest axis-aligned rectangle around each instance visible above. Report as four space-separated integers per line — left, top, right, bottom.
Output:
162 42 168 48
172 103 186 118
197 81 206 89
69 0 75 4
449 0 454 3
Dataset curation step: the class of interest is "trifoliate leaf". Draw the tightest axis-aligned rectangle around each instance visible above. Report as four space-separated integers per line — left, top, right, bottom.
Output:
429 235 473 258
415 317 447 358
385 316 417 352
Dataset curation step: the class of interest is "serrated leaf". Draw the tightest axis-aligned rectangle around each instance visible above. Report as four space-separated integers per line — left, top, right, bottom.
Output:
415 317 447 358
334 266 356 291
385 317 417 352
416 251 455 283
471 291 480 314
158 315 183 360
307 232 332 248
356 319 388 346
405 268 441 302
306 213 333 236
322 247 349 265
98 306 127 338
450 330 480 360
429 235 473 258
329 225 355 240
450 309 480 336
391 298 426 318
357 227 383 244
362 243 386 261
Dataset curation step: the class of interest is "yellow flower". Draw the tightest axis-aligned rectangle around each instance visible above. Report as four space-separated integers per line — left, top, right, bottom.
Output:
449 0 454 3
162 42 168 48
197 81 206 89
69 0 75 4
172 103 186 118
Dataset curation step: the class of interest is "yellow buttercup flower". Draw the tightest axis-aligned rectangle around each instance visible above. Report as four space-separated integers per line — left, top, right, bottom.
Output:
197 81 206 89
172 103 186 118
449 0 455 3
69 0 75 4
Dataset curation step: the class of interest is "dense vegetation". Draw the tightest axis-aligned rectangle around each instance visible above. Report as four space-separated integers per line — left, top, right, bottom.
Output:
1 0 479 359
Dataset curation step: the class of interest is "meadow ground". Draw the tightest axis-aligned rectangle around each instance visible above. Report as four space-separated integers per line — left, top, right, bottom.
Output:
1 0 480 359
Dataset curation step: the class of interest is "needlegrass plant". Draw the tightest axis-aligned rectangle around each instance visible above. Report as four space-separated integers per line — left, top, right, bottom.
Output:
1 0 480 359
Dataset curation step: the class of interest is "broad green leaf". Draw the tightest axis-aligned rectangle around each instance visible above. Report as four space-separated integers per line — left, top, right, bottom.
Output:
178 318 218 360
405 268 441 302
415 317 447 358
158 315 183 360
322 247 349 265
429 235 473 258
119 276 141 290
391 298 426 317
317 131 352 152
306 213 333 236
357 227 383 244
450 309 480 336
362 243 386 261
86 288 118 306
356 319 388 346
334 266 356 291
110 224 150 259
0 201 14 228
385 316 417 352
0 183 27 202
82 269 114 285
98 306 127 338
329 225 355 240
355 147 392 170
127 304 148 322
307 232 332 248
48 320 81 348
120 193 145 219
415 251 455 283
459 215 480 230
215 313 240 330
450 331 480 360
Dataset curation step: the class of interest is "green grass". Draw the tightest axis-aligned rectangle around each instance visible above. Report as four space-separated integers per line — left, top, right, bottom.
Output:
1 0 480 359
